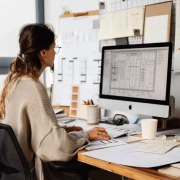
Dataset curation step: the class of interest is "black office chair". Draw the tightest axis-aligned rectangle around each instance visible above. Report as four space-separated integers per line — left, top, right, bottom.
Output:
0 123 95 180
0 123 31 180
48 156 95 180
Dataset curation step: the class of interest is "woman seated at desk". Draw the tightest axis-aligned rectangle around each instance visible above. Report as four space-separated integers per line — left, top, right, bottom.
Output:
0 23 109 180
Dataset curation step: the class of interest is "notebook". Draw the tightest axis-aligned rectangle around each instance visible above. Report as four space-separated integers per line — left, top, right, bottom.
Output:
53 109 63 114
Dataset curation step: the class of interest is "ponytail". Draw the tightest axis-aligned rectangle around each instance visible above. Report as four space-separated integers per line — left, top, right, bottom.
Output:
0 23 55 121
0 53 39 120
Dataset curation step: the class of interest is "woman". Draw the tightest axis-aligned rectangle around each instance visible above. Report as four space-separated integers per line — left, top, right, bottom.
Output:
0 23 109 180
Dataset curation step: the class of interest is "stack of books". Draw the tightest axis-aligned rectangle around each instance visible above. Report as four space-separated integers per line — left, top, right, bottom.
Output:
53 109 67 118
53 108 75 124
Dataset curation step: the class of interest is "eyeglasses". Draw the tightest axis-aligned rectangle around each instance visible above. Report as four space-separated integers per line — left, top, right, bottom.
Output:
54 45 61 54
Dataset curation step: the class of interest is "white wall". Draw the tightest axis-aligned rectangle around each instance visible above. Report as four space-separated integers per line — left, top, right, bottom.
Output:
0 0 36 90
0 0 36 56
44 0 180 118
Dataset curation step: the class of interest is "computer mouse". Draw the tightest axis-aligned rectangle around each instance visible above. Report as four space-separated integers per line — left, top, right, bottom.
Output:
112 114 129 126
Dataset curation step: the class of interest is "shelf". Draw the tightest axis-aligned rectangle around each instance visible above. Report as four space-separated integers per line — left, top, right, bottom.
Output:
70 108 78 110
72 93 78 95
71 102 78 109
70 85 79 117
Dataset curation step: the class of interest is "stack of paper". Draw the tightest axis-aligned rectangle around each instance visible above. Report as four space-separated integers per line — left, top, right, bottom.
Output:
53 108 68 119
158 163 180 178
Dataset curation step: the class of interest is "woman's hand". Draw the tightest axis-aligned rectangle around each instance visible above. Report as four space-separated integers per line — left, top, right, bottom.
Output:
65 126 83 133
87 127 110 141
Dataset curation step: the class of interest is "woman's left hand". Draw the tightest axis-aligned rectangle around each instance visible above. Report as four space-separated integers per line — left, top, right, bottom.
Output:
65 126 83 132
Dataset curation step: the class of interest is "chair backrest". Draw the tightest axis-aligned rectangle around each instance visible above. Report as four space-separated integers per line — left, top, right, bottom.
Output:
0 123 31 180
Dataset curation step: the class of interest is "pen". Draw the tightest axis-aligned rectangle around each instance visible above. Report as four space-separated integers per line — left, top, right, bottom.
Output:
91 99 94 105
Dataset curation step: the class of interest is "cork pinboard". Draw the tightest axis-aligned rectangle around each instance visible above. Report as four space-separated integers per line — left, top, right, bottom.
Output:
143 1 173 43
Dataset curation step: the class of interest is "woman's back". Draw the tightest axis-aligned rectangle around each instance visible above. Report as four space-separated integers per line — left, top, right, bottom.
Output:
3 76 57 168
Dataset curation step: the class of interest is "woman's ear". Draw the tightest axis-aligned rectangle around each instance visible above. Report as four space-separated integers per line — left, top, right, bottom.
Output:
39 49 47 60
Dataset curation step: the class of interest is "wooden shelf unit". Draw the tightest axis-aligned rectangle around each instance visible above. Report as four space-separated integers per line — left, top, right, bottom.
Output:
69 86 79 117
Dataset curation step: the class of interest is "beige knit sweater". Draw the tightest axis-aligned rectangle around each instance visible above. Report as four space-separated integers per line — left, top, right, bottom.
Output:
2 77 89 180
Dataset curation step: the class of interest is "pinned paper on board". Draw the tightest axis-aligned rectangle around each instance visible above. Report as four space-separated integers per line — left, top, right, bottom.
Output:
143 1 172 43
99 7 144 40
144 15 168 43
174 0 180 73
127 7 144 36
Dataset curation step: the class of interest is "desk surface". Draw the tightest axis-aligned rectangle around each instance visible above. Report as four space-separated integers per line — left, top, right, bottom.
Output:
78 151 179 180
67 120 179 179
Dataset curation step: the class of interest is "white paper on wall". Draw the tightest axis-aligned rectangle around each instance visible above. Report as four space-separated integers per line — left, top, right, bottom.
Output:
127 7 144 36
144 15 168 43
113 10 127 38
99 13 114 40
174 0 180 73
99 7 144 40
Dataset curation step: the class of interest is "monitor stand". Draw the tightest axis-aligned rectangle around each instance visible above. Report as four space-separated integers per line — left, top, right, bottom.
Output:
153 96 175 130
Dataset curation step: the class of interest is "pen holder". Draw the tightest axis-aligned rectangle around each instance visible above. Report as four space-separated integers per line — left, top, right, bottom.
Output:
87 105 100 125
77 104 101 121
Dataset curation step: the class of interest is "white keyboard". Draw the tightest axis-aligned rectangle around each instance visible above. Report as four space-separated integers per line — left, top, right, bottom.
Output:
106 129 127 139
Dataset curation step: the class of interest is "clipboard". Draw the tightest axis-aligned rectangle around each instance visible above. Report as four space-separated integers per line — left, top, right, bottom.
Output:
143 1 173 43
59 10 99 18
53 11 100 107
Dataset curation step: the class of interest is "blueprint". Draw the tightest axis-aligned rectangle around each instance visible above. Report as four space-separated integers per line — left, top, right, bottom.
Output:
83 142 180 168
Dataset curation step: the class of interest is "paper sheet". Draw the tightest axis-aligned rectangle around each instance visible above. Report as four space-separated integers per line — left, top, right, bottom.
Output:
144 15 168 43
136 140 180 154
174 0 180 73
158 166 180 178
82 143 180 168
85 139 126 150
172 163 180 169
99 13 114 40
99 11 127 40
127 7 144 36
113 10 127 38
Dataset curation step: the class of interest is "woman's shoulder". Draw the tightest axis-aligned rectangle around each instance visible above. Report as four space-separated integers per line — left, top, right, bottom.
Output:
17 76 46 94
20 76 44 86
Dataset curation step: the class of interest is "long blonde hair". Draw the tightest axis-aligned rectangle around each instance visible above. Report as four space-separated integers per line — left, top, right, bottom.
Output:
0 23 55 120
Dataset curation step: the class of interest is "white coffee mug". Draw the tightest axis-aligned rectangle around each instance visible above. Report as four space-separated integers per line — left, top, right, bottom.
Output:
87 106 99 125
141 119 158 139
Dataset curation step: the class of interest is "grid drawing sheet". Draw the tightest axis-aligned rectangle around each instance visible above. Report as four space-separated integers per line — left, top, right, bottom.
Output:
110 50 156 92
102 47 169 100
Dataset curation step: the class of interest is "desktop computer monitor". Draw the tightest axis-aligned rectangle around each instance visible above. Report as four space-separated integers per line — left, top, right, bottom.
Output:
99 43 172 118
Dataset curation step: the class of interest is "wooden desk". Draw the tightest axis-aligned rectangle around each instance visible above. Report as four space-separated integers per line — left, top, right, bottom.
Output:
66 120 179 179
78 151 179 180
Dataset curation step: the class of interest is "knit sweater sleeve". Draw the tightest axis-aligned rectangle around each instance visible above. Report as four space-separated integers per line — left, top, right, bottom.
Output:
26 81 89 162
36 126 89 162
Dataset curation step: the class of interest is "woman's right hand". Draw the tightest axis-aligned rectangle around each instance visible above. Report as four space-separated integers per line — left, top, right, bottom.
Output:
87 127 110 141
